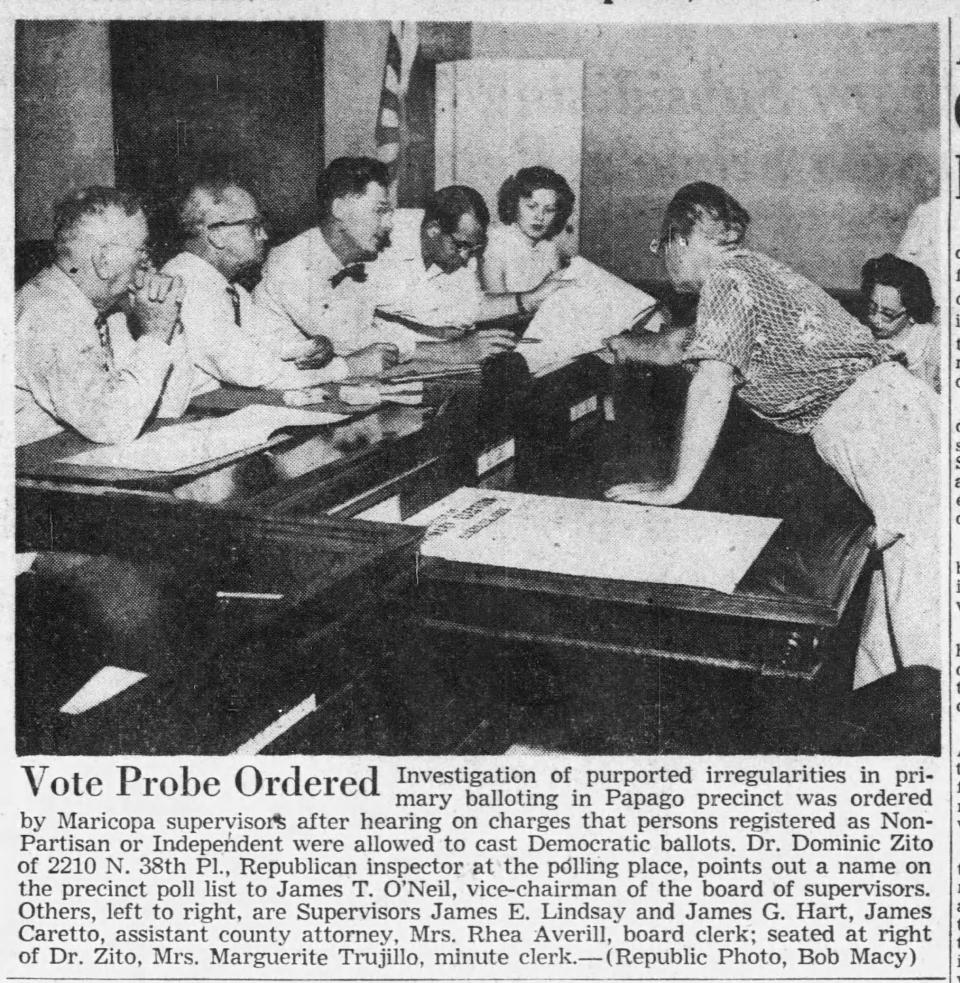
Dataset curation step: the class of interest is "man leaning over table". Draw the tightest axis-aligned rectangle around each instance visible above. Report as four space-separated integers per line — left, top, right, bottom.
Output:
366 184 566 364
255 156 565 366
16 187 188 446
163 178 394 394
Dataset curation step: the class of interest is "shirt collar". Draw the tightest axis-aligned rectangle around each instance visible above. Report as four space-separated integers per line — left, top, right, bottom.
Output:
310 225 350 273
42 263 101 318
168 250 231 289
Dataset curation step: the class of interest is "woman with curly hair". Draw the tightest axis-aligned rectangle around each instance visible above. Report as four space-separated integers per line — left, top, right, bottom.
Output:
480 165 576 294
861 252 939 392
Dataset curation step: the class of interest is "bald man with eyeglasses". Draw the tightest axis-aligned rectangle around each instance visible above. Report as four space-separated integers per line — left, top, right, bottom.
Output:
163 179 397 395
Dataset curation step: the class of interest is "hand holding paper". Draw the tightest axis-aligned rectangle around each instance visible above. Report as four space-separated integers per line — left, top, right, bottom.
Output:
520 257 658 374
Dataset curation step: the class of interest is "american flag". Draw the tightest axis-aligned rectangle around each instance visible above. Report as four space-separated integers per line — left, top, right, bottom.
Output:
375 22 419 190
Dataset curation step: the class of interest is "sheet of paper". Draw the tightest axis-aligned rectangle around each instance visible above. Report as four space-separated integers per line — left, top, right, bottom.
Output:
375 306 460 329
15 553 38 576
60 666 148 715
60 405 348 472
405 487 781 594
521 257 661 375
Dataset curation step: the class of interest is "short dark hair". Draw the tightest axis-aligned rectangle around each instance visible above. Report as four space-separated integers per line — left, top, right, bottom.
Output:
657 181 750 251
861 253 935 324
316 157 391 219
497 166 575 238
52 186 144 258
423 185 490 234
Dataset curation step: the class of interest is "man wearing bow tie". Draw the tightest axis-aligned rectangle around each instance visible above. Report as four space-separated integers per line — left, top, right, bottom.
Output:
163 179 393 394
254 157 400 368
257 157 564 365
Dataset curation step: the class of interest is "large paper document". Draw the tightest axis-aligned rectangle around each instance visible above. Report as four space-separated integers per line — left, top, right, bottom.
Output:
405 487 781 593
60 405 348 472
520 257 662 375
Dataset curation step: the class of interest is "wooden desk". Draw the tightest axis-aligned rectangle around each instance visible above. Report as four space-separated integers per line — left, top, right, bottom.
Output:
14 391 445 753
15 356 874 753
403 359 874 680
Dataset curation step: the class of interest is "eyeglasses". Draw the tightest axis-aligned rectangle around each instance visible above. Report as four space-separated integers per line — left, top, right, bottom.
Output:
649 229 682 256
449 235 486 259
866 302 907 323
207 216 267 234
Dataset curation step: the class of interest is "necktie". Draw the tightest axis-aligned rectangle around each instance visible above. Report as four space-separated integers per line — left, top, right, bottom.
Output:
94 312 113 363
329 264 367 288
226 284 242 327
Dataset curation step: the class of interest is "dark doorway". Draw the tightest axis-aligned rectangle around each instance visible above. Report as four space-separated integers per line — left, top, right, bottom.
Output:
110 21 323 254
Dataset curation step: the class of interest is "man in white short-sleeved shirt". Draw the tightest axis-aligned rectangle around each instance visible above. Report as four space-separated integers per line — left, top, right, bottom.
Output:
164 179 391 392
16 187 189 446
257 158 563 365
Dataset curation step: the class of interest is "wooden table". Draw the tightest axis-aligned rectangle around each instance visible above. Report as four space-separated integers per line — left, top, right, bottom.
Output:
404 358 874 680
15 355 874 753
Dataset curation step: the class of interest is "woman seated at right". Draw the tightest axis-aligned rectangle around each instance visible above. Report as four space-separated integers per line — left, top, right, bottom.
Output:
480 165 576 294
861 252 939 392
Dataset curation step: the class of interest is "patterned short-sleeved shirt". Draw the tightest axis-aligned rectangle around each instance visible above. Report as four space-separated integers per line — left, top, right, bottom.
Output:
683 249 889 434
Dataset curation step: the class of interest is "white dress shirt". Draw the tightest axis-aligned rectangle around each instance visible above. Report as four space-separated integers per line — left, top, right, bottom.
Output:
163 251 348 393
255 212 485 358
889 318 940 393
369 209 484 356
481 222 562 292
254 226 378 353
16 265 188 446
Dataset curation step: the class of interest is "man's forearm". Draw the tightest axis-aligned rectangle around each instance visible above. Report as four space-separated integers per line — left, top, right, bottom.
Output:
669 360 736 497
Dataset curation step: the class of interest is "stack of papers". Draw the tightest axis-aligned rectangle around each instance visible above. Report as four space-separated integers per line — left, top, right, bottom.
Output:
61 405 348 472
521 257 663 375
404 487 780 593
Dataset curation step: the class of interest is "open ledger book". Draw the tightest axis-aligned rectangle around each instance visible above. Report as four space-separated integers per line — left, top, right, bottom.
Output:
520 256 663 375
60 405 348 472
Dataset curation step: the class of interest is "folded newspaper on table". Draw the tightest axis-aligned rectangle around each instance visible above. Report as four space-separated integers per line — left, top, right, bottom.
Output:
520 256 663 375
404 487 781 594
60 405 348 472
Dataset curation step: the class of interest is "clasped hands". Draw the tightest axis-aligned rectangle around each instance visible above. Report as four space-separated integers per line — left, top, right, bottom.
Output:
127 269 186 343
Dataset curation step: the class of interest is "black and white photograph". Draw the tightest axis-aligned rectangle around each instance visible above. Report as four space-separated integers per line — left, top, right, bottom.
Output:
13 14 943 757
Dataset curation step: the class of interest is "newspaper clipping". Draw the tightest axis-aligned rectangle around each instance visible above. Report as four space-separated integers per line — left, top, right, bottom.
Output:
3 0 956 981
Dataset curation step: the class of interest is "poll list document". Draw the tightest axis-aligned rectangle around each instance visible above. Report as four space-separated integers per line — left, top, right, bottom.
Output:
404 487 781 594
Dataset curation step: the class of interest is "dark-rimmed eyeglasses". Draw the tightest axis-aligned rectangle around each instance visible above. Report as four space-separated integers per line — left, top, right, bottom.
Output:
866 302 907 323
207 216 267 234
650 229 683 256
449 234 486 259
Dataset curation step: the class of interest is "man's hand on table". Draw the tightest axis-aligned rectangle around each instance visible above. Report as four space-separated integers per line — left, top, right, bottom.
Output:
463 328 518 361
294 336 336 369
